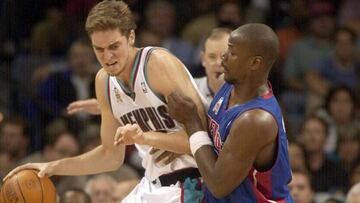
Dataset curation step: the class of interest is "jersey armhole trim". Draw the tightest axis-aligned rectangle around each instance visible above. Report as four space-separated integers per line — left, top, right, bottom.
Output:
143 47 167 103
106 75 113 114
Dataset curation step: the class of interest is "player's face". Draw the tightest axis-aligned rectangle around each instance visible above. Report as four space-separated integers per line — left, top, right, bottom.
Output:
201 35 229 81
91 29 134 77
221 33 251 84
289 173 314 203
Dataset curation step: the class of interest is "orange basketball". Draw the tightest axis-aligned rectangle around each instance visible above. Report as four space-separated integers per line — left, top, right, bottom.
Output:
0 169 56 203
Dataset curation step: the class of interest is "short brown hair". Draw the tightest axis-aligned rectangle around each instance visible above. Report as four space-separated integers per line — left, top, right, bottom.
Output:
85 0 137 37
202 28 231 51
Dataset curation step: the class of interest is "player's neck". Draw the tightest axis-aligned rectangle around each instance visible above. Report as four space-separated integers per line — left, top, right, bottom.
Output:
116 46 140 86
230 82 268 105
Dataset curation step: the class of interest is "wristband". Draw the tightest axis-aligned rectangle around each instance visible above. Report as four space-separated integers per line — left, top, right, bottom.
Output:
189 131 213 155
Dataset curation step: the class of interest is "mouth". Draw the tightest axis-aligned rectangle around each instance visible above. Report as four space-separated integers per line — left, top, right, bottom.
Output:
106 61 118 68
215 72 223 78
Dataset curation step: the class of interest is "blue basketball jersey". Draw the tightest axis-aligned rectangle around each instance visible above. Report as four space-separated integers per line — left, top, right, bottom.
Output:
205 82 293 203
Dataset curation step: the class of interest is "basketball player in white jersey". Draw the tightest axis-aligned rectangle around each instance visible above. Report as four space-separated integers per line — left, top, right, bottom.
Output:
66 28 231 168
4 1 206 202
67 28 231 113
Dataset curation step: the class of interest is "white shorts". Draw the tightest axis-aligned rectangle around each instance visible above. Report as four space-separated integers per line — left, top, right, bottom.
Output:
121 176 203 203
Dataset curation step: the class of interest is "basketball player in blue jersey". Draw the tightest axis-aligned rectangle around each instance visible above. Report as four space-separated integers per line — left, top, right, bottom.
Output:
4 1 206 202
166 24 294 202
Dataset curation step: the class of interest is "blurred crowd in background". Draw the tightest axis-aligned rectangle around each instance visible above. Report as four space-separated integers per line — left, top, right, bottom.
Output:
0 0 360 202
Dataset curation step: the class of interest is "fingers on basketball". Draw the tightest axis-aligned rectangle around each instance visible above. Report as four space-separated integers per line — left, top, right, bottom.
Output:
1 169 57 203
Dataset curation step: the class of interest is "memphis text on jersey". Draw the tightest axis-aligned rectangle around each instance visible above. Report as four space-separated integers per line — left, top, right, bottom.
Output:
119 105 176 132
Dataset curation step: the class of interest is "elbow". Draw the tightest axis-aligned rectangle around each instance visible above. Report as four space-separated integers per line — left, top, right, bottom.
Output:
109 158 123 171
104 148 124 171
206 177 233 198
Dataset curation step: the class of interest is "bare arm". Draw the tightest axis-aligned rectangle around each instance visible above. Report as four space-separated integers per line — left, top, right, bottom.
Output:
191 111 277 197
52 69 125 175
116 49 207 154
4 69 125 179
167 93 278 198
67 98 100 115
143 130 190 154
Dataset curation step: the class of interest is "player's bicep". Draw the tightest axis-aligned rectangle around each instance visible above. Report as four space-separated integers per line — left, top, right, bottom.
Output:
95 69 123 154
212 120 258 194
148 50 206 125
214 110 278 194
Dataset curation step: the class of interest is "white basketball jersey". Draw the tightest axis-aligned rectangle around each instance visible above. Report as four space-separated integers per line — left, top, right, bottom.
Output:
194 76 214 109
107 47 197 181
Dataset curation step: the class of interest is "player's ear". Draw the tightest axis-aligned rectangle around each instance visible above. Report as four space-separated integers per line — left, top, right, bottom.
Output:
129 30 135 46
250 56 262 70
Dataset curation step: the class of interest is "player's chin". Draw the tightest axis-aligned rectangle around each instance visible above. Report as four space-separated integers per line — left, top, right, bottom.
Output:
105 67 122 76
224 75 235 84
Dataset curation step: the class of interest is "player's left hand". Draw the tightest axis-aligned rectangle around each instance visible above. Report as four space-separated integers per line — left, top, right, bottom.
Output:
167 91 199 125
114 124 146 146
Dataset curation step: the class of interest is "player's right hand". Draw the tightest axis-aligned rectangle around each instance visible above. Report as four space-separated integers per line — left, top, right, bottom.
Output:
2 162 53 182
67 98 101 115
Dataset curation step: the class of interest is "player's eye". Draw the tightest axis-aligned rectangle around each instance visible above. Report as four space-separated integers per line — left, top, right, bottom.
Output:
109 44 120 50
94 47 104 53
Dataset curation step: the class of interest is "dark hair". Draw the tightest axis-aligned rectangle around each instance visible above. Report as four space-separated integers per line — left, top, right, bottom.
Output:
45 130 76 147
324 85 356 114
291 168 313 189
334 26 357 43
336 128 360 155
0 116 29 137
201 27 232 51
86 0 137 37
302 114 329 136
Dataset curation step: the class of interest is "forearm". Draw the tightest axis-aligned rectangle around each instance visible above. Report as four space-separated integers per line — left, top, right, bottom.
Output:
193 146 224 196
143 130 190 154
185 118 234 197
49 145 125 176
185 121 221 189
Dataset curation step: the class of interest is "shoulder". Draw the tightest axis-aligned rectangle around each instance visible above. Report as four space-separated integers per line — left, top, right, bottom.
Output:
95 68 108 82
95 69 109 96
147 48 186 76
148 48 181 66
231 109 278 139
238 109 276 127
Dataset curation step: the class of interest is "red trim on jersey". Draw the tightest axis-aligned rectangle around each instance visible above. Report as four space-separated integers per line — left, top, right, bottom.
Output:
107 76 113 113
262 81 274 99
180 182 184 203
254 169 273 198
